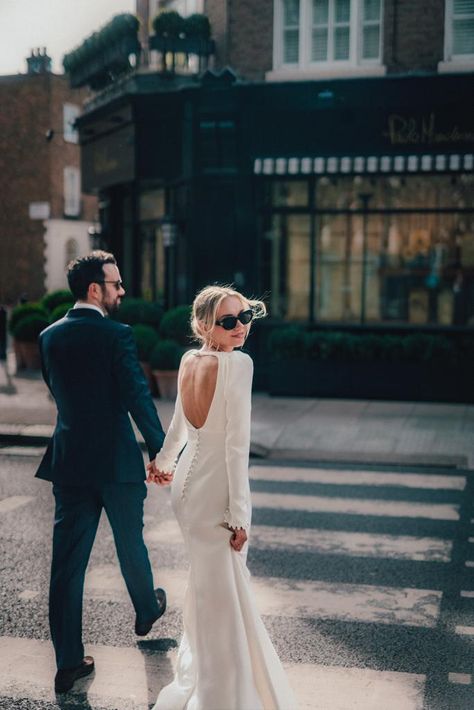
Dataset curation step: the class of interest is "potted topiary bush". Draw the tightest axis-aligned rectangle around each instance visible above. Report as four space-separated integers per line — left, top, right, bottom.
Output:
132 324 160 395
150 339 183 399
50 302 73 323
12 314 49 370
159 305 192 347
115 298 163 328
42 289 74 313
9 303 49 370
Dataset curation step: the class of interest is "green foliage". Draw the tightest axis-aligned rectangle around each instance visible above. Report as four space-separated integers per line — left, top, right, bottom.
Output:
184 13 211 39
268 327 306 361
41 289 74 313
150 339 183 370
153 11 186 37
12 314 50 342
159 305 192 346
50 303 73 323
63 13 139 74
132 325 160 361
116 298 163 328
270 328 465 366
8 303 49 335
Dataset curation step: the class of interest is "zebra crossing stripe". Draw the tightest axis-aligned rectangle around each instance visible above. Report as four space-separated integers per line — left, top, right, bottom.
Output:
85 565 442 628
0 496 34 514
251 491 459 520
250 466 466 491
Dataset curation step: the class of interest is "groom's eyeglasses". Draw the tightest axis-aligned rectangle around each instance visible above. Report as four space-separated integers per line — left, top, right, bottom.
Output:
215 309 253 330
96 280 124 291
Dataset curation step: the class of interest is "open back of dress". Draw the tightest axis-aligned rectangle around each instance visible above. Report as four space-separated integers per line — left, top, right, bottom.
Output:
179 352 218 430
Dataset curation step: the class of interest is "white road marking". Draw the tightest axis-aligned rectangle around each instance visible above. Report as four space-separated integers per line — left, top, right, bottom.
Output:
18 590 39 601
251 491 459 520
85 565 441 628
455 625 474 636
0 496 34 514
460 591 474 598
448 673 472 685
250 466 466 491
465 561 474 568
0 637 425 710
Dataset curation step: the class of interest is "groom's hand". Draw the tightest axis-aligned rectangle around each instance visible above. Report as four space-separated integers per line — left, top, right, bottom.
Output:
146 461 173 486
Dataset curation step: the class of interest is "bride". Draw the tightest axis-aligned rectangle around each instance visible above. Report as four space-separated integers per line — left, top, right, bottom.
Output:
148 285 296 710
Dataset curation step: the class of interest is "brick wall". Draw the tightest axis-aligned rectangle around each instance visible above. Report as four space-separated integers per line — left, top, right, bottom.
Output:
384 0 445 73
206 0 447 81
0 73 96 304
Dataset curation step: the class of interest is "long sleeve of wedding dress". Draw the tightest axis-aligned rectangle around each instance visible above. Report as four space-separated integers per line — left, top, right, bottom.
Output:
223 352 253 531
153 367 188 474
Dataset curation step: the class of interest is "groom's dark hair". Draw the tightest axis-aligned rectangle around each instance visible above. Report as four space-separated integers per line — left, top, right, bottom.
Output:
67 250 117 300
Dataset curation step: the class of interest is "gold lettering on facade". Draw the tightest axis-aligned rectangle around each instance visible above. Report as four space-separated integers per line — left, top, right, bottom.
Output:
94 150 119 175
384 113 474 145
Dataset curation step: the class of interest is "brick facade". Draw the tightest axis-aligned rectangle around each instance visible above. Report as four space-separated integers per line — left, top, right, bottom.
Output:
205 0 448 81
0 70 96 304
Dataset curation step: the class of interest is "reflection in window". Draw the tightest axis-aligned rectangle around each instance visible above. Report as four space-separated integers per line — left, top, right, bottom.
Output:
65 238 79 266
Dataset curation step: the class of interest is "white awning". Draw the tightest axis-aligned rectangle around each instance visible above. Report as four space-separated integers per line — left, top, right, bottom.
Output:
253 153 474 176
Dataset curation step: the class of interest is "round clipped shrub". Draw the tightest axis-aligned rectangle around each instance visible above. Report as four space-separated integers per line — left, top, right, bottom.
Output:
150 339 183 370
50 303 73 323
8 303 49 335
116 298 163 328
42 289 74 313
153 10 185 37
159 305 192 346
132 324 160 362
12 314 50 342
268 326 306 361
184 13 211 39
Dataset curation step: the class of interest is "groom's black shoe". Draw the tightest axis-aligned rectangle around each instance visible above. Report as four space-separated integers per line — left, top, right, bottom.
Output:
54 656 95 694
135 587 167 636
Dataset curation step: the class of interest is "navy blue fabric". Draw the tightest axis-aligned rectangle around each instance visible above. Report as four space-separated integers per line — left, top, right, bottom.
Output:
36 308 165 485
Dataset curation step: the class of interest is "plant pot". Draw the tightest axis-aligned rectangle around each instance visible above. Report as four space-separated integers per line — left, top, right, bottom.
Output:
17 341 41 370
152 369 179 400
140 361 158 396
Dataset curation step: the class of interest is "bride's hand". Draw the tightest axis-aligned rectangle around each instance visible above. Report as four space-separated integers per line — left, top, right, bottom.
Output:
146 462 173 486
230 528 247 552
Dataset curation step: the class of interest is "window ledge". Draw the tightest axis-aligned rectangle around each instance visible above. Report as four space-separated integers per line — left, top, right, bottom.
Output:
438 60 474 74
266 64 386 81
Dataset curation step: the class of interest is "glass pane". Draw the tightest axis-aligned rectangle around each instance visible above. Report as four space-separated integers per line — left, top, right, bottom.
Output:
284 29 299 62
273 181 308 207
453 0 474 13
364 0 381 21
334 26 350 59
335 0 351 23
284 0 300 25
453 19 474 54
313 0 329 24
363 25 380 59
312 27 328 60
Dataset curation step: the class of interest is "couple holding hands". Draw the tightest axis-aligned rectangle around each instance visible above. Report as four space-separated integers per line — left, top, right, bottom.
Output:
36 251 296 709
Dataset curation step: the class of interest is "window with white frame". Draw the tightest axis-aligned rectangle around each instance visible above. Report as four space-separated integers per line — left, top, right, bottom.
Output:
63 167 81 217
63 104 80 144
277 0 383 68
445 0 474 60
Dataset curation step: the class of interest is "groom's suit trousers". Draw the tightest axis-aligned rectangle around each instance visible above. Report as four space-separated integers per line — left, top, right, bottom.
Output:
50 481 159 670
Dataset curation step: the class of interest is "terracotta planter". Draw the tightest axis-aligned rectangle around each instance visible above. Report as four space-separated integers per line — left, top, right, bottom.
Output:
17 341 41 370
13 338 27 371
152 369 179 400
140 361 158 396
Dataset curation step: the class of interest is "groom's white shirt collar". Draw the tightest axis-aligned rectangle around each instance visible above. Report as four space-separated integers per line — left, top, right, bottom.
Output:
73 302 105 317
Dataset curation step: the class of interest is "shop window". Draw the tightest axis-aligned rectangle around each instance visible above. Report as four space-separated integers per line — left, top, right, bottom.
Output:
199 120 237 172
275 0 383 73
444 0 474 61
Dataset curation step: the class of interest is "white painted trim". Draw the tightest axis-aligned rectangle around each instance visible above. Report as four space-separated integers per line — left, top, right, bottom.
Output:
266 64 386 81
438 59 474 73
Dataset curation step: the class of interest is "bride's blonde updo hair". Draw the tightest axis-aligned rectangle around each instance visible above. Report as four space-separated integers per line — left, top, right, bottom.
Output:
191 284 267 347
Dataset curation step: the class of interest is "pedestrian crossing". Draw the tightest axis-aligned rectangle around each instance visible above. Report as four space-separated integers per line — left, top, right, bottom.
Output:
0 457 473 709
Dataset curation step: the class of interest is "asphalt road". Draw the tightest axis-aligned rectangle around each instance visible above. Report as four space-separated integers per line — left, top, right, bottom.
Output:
0 449 473 709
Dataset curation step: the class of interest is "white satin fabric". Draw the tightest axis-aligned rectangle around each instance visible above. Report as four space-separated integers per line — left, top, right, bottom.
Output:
152 349 297 710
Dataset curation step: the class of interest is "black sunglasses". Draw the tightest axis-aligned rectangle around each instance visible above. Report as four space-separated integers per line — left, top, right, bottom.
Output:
215 309 253 330
96 280 124 290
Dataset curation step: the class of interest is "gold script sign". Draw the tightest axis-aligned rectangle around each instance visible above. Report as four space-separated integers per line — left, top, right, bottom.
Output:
384 113 474 146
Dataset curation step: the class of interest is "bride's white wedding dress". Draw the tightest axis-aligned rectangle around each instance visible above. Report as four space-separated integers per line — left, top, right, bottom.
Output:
152 349 296 710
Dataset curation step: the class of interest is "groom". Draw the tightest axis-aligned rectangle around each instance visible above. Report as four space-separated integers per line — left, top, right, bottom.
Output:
36 251 168 694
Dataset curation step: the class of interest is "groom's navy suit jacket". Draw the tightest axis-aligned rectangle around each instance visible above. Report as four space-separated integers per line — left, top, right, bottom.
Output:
36 307 165 486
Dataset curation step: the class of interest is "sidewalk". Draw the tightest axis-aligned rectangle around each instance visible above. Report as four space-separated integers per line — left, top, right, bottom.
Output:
1 360 473 468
